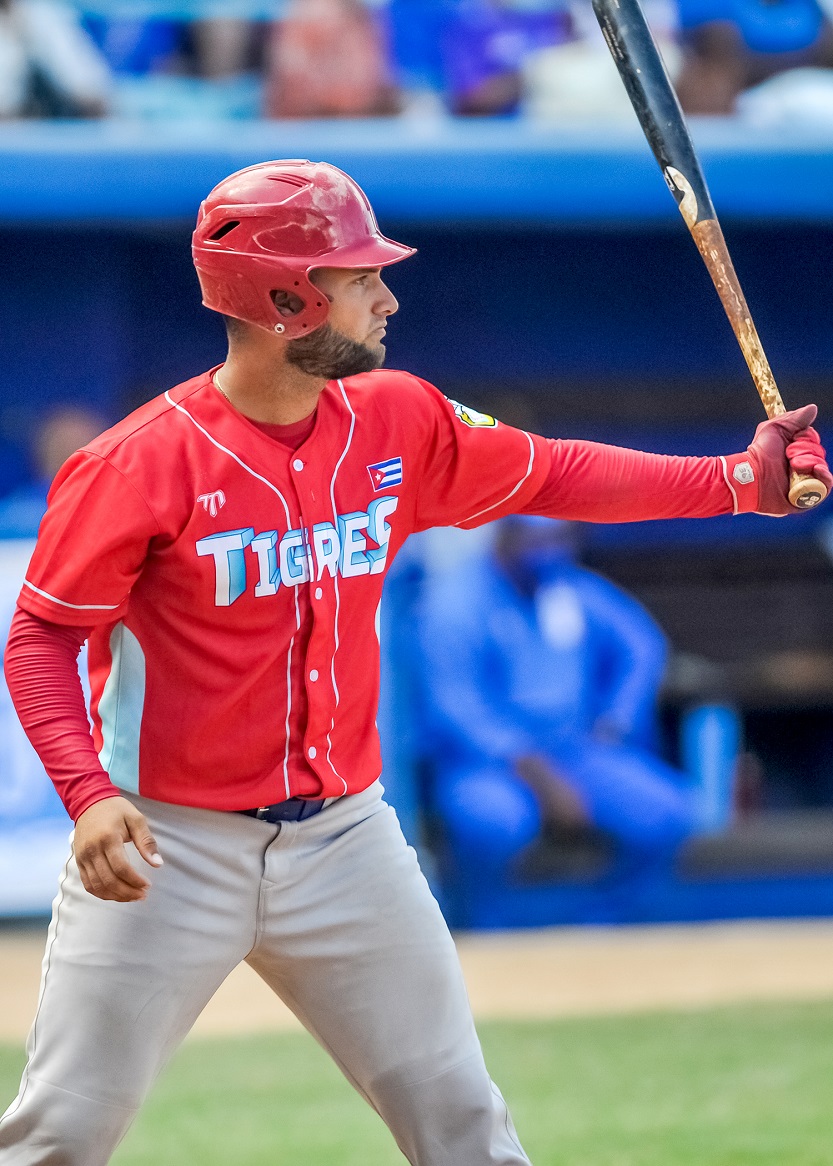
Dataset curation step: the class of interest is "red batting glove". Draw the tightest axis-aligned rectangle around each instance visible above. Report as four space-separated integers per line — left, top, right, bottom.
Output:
745 404 833 516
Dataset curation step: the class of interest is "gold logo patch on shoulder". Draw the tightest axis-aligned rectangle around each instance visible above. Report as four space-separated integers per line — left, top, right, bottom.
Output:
447 398 497 428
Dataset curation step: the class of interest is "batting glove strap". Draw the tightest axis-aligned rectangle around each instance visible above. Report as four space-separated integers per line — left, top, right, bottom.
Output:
720 452 759 515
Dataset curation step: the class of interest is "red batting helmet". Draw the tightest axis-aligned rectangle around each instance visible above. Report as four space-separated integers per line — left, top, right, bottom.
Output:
192 160 416 338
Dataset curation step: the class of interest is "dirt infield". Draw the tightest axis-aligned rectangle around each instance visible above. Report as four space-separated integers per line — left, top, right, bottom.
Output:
4 918 833 1043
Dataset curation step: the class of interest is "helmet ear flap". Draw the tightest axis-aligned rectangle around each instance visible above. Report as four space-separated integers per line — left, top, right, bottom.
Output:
194 255 328 338
269 272 328 339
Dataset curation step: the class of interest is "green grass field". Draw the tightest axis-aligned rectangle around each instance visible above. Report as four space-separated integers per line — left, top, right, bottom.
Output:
2 1000 833 1164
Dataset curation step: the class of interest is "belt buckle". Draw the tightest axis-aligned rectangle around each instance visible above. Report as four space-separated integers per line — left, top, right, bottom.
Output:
254 806 271 821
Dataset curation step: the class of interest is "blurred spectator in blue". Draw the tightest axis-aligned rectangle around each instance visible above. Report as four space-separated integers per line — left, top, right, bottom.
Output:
445 0 570 116
418 516 698 879
84 13 264 120
387 0 448 113
265 0 399 117
0 0 112 118
85 14 260 81
0 407 104 539
674 0 833 114
83 15 181 76
388 0 568 116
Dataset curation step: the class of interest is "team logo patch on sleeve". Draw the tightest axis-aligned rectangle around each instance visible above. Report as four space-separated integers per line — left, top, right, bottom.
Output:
367 456 403 490
447 398 497 428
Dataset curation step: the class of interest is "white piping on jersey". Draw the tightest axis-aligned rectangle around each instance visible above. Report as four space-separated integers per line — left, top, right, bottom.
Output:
165 391 299 800
719 455 739 515
21 579 121 611
454 430 537 526
324 379 354 795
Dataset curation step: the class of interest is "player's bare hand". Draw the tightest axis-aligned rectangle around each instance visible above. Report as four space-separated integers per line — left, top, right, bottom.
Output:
748 404 833 515
74 796 163 903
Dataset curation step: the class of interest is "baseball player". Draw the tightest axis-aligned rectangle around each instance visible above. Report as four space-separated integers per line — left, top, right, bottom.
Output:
1 160 830 1166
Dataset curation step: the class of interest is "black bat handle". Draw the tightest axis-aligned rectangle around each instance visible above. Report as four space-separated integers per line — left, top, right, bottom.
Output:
591 0 717 226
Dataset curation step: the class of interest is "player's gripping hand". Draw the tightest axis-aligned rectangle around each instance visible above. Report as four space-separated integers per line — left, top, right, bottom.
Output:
74 796 164 903
747 404 833 515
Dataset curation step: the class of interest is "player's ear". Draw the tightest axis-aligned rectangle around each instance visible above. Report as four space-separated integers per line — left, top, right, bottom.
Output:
271 289 305 319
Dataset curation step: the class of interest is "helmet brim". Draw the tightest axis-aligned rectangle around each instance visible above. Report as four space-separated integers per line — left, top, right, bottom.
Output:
308 234 416 272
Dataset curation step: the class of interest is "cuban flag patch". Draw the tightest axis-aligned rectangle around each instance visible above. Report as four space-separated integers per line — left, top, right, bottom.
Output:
367 456 403 491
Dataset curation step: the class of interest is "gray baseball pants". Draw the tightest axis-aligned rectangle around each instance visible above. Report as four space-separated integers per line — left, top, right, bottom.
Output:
0 782 530 1165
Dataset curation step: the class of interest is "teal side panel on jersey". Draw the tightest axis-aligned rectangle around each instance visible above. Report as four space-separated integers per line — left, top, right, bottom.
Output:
97 623 146 795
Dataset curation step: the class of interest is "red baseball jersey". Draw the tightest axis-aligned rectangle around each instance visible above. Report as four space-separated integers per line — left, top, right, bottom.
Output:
17 368 552 812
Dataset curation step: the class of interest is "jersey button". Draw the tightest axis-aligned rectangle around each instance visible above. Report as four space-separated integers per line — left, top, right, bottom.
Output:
309 669 319 682
308 746 317 759
314 586 323 600
292 458 304 471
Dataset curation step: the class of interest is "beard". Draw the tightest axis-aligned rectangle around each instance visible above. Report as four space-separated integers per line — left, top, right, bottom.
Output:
285 323 386 379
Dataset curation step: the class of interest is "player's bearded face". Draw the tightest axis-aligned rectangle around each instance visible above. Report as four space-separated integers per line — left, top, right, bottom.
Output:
285 323 386 379
286 266 397 379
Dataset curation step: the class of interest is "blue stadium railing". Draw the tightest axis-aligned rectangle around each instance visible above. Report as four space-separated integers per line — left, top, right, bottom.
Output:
2 120 833 223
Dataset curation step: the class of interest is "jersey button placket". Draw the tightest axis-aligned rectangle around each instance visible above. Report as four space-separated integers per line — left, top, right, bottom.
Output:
300 455 339 776
291 459 323 772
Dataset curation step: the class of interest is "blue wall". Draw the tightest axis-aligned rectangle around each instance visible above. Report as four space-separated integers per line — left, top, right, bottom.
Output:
4 220 832 427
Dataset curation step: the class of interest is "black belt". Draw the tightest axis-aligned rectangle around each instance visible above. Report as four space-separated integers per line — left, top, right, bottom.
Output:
237 797 326 824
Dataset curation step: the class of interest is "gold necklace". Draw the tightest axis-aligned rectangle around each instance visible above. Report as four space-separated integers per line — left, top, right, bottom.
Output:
213 373 232 403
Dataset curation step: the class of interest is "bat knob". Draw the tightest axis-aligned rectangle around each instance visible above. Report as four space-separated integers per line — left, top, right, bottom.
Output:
788 474 828 510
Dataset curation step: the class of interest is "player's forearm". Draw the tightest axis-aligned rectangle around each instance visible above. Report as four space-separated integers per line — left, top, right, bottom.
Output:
4 608 120 822
525 439 756 523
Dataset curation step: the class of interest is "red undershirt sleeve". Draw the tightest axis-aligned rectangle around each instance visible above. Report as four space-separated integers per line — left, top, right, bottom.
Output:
521 440 758 521
3 607 120 822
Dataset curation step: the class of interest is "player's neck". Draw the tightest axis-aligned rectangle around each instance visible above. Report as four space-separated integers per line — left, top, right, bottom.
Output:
215 347 323 425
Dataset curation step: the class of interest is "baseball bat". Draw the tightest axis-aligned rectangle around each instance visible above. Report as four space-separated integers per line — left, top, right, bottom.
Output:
592 0 827 509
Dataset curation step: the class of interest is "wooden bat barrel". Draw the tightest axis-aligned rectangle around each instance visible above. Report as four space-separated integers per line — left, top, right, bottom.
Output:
592 0 827 509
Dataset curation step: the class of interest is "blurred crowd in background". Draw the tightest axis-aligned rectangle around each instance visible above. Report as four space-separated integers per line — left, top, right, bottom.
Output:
4 0 833 124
